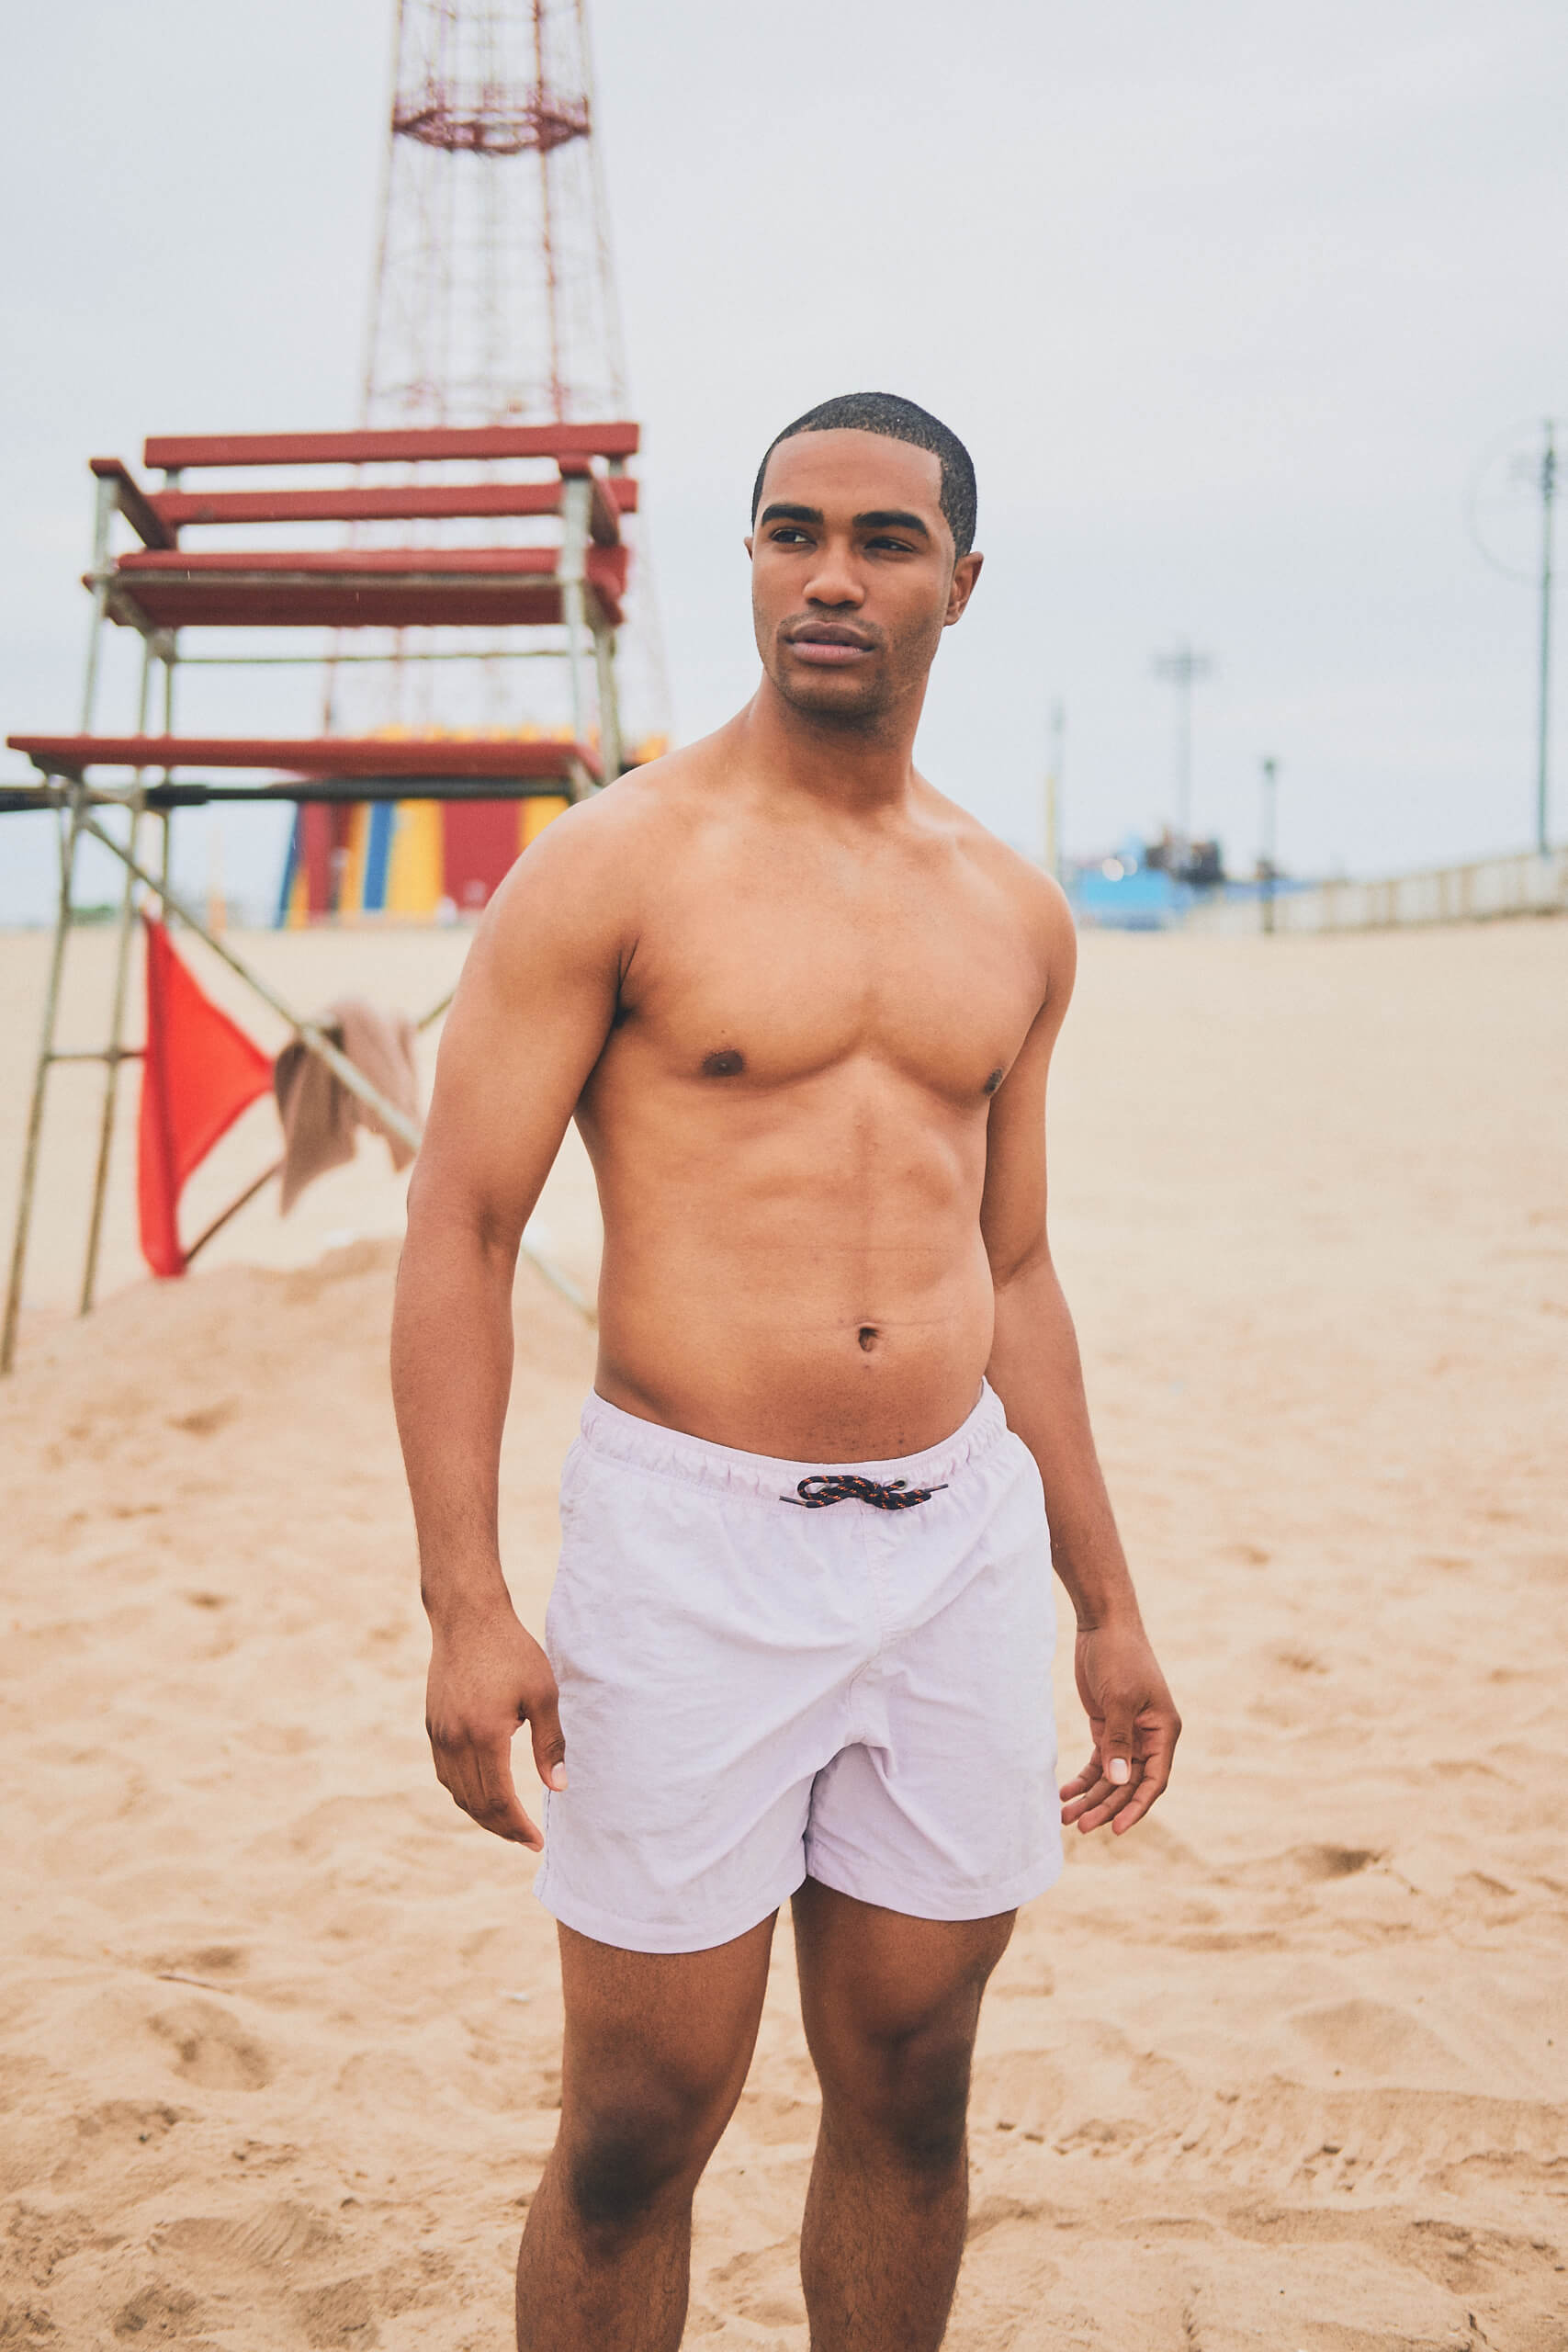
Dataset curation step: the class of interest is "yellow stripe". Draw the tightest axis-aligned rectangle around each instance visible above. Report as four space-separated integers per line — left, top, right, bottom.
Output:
386 800 445 916
522 795 570 849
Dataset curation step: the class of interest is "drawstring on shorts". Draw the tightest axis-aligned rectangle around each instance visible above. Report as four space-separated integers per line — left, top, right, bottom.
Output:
782 1475 949 1510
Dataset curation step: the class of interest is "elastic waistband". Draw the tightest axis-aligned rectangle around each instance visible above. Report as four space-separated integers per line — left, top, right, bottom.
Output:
577 1381 1010 1504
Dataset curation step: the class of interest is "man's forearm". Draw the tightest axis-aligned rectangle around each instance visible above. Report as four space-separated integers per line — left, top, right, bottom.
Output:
986 1256 1142 1633
391 1210 521 1631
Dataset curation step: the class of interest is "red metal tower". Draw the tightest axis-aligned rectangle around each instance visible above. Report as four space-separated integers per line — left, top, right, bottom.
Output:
364 0 626 429
322 0 666 752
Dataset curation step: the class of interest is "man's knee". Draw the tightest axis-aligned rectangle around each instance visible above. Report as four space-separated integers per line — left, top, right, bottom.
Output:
831 2027 976 2181
561 2075 728 2238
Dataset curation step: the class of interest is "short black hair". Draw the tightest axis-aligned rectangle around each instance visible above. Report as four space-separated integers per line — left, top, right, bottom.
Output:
750 391 977 559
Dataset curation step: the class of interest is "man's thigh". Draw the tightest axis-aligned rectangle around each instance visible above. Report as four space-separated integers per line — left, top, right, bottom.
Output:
556 1911 778 2160
790 1879 1014 2120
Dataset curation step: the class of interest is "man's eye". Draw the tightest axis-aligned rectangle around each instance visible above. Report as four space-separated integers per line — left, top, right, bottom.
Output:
867 537 913 553
771 526 809 545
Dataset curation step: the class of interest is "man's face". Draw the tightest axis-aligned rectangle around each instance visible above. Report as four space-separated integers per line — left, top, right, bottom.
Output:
747 429 981 731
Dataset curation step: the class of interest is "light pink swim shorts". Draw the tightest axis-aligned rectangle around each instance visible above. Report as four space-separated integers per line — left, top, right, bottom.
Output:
532 1381 1062 1954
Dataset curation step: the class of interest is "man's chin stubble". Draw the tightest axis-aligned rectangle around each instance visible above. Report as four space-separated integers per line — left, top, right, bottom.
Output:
779 682 894 733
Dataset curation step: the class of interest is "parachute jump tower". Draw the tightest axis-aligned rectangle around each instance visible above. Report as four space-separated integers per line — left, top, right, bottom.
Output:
294 0 665 915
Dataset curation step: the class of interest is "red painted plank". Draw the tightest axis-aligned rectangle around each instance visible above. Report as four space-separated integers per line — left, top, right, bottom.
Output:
155 483 565 526
100 543 627 632
105 582 622 632
7 734 601 782
118 546 564 575
152 477 635 534
89 458 176 548
142 422 640 469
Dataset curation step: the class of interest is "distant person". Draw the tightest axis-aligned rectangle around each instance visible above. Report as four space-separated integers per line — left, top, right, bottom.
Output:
392 390 1181 2352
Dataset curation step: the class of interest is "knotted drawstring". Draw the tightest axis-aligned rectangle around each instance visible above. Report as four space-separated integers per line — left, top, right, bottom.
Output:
783 1475 948 1510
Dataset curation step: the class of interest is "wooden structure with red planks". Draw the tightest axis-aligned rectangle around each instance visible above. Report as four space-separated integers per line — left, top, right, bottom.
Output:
1 418 635 1363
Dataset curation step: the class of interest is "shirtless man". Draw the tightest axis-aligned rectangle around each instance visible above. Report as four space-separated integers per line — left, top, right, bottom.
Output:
391 390 1180 2352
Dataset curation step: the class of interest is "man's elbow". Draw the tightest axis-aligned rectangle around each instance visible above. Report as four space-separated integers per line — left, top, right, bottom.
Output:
987 1235 1053 1295
404 1155 520 1272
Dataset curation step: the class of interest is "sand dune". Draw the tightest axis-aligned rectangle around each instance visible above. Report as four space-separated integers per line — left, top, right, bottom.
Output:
1 917 1564 2348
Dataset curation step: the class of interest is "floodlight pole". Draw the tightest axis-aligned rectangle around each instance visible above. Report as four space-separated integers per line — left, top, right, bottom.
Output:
1153 642 1213 842
1259 756 1279 935
1044 698 1065 881
1535 418 1555 858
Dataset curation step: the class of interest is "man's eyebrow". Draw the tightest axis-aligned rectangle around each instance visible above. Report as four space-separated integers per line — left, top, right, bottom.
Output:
853 509 931 538
756 502 933 540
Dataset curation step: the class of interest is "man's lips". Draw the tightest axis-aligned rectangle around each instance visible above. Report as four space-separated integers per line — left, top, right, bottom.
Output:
785 625 877 666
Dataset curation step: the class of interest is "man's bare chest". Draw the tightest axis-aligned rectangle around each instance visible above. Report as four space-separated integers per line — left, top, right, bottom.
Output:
619 851 1043 1103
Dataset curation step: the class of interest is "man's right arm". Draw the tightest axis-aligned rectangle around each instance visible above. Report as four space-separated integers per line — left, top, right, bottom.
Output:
390 806 630 1849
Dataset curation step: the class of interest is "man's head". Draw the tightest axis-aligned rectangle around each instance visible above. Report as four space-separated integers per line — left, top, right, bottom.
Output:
750 392 977 560
747 392 983 734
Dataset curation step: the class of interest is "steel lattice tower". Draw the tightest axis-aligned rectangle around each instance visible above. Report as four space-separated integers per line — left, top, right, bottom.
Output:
329 0 665 742
364 0 626 428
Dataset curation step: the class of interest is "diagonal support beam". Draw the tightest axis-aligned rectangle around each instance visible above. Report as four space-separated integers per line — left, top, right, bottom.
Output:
68 810 594 1325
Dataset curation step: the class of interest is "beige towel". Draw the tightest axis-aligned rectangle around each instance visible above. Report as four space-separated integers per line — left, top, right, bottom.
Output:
273 1000 420 1215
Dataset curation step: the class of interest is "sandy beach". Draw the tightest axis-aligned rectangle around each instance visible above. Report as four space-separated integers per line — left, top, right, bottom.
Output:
1 913 1564 2350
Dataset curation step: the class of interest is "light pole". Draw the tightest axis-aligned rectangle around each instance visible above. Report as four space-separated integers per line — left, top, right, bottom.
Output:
1153 641 1213 843
1469 416 1558 855
1533 419 1555 858
1259 756 1279 934
1044 698 1065 882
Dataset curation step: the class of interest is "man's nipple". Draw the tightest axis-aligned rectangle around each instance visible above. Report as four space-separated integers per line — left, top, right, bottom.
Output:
702 1048 745 1078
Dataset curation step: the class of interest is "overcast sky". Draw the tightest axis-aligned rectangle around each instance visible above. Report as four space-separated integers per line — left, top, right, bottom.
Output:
3 0 1564 921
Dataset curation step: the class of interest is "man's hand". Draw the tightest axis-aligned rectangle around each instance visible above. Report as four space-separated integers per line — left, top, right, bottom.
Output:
424 1602 566 1851
1060 1620 1180 1837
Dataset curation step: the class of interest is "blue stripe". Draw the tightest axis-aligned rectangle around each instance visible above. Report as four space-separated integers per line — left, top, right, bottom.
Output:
275 812 300 927
362 801 394 911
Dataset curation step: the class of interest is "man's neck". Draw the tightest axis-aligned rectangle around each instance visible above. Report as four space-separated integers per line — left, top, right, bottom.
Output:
735 676 925 818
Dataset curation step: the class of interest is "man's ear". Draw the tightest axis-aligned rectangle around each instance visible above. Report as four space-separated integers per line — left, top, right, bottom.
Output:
943 551 983 628
743 534 754 560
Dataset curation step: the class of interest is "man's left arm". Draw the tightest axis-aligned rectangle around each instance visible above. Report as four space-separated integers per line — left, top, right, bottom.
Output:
981 885 1180 1835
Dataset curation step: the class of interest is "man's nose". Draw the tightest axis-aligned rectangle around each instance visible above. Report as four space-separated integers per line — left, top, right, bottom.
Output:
801 538 864 607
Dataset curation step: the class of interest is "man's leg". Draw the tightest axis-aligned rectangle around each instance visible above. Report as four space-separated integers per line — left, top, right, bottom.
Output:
792 1878 1014 2352
515 1911 776 2352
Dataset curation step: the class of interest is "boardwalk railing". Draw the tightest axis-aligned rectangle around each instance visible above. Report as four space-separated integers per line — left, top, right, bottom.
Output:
1184 849 1568 935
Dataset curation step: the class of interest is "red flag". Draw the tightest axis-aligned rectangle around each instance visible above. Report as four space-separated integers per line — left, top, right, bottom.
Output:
137 917 272 1278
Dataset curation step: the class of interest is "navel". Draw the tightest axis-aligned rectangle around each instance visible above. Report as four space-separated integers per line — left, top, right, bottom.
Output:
983 1067 1005 1096
702 1048 745 1078
858 1325 880 1353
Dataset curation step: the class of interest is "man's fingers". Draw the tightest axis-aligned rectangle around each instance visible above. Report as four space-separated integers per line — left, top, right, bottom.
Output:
1111 1723 1178 1835
1062 1732 1166 1831
1060 1770 1110 1824
1059 1747 1105 1803
473 1736 543 1847
1100 1701 1137 1790
430 1725 542 1849
1066 1773 1140 1834
1110 1783 1159 1833
525 1682 568 1794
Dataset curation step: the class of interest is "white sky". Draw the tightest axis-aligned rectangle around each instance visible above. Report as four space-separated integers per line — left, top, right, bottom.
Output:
3 0 1565 921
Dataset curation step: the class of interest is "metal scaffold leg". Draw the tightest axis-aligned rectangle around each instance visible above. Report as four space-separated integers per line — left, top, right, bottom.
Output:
78 797 143 1317
2 811 83 1374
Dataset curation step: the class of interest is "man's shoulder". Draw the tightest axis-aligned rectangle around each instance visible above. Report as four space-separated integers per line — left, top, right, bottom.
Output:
490 735 722 914
919 781 1075 953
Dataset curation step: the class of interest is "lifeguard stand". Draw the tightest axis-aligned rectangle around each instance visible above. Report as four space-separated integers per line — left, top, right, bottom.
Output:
1 416 636 1365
